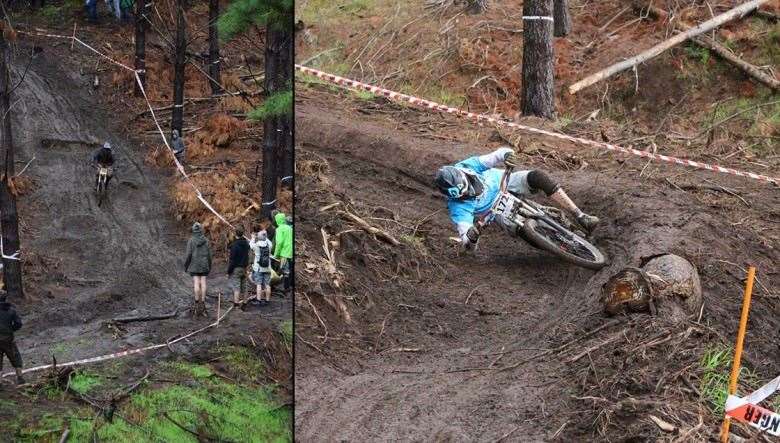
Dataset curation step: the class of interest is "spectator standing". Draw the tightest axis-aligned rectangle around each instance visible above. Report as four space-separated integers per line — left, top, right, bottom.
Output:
184 222 212 315
227 228 250 306
0 292 25 386
249 230 273 305
273 212 292 293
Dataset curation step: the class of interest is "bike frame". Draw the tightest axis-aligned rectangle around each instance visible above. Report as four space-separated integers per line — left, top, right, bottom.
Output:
484 167 575 241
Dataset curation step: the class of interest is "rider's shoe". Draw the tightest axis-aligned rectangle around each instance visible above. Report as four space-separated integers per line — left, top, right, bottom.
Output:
16 376 26 386
576 213 600 233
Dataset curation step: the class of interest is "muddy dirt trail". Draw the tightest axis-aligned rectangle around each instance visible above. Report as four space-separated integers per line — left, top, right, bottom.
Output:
2 46 289 378
294 95 780 441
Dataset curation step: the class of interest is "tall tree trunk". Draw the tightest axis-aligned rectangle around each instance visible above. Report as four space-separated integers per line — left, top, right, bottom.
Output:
278 16 293 190
207 0 221 94
553 0 571 37
171 0 187 133
261 23 281 220
521 0 555 118
0 34 24 299
134 0 149 96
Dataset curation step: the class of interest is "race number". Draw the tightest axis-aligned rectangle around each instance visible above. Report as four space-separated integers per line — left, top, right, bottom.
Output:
493 194 516 219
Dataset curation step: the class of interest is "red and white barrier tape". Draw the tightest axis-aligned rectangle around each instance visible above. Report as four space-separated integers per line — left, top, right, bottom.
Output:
296 64 779 186
725 374 780 436
1 305 235 378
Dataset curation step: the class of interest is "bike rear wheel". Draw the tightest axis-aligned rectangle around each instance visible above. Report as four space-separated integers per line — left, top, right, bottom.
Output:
521 218 607 270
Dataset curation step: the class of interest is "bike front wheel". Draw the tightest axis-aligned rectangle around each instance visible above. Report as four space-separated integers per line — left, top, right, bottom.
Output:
521 218 607 270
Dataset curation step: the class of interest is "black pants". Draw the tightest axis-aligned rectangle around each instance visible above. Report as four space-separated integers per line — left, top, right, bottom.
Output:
0 338 22 370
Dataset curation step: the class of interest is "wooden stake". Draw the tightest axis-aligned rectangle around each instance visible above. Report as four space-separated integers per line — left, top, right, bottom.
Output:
216 291 221 326
720 266 756 443
569 0 770 94
70 22 76 52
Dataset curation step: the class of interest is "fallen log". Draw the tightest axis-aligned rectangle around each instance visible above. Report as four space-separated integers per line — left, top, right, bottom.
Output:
569 0 771 94
641 3 779 90
111 310 178 324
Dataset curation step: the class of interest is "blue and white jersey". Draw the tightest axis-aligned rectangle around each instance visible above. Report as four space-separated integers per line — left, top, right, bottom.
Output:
445 147 515 243
446 157 504 226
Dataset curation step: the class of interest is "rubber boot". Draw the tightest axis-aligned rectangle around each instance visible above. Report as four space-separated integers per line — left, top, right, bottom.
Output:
16 375 25 386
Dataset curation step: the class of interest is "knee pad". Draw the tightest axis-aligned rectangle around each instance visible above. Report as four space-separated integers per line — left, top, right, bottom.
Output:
527 170 560 196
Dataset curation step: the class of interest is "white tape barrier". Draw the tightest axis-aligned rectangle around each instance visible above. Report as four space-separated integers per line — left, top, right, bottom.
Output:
1 305 234 378
296 64 780 185
725 374 780 436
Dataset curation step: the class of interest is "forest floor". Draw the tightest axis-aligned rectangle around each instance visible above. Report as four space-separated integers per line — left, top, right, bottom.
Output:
295 0 779 441
0 2 291 441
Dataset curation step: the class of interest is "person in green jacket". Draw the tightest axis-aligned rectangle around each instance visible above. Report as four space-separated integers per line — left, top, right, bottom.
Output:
184 222 213 315
273 212 293 292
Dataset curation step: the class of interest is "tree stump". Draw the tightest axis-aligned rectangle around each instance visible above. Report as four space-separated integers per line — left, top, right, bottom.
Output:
602 254 702 323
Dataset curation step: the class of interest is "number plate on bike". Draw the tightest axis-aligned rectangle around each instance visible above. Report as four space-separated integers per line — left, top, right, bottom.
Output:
493 194 516 218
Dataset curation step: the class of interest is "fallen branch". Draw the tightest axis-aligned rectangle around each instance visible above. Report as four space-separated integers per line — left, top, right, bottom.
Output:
567 331 624 362
641 3 779 90
338 210 401 246
111 310 178 324
569 0 771 94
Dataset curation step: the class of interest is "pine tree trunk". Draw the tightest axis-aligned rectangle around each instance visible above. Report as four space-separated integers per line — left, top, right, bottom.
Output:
207 0 221 94
0 34 24 299
278 17 294 190
521 0 555 118
553 0 571 37
261 23 281 220
171 0 187 133
134 0 148 96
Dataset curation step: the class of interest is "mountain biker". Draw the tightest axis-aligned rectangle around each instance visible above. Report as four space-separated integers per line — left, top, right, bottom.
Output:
435 147 600 250
91 142 115 189
0 292 25 386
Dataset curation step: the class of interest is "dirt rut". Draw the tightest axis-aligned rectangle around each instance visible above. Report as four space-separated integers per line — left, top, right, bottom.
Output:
294 99 780 440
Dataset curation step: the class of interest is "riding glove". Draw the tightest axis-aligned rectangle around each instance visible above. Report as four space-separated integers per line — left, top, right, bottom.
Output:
503 150 518 169
466 226 480 243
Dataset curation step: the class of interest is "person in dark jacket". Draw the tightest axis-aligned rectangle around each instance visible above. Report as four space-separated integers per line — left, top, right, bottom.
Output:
184 222 212 314
171 130 186 166
227 228 250 305
91 142 116 189
0 293 25 386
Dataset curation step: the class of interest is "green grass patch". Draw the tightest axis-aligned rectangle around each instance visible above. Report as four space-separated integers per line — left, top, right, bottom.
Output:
279 320 293 347
162 361 214 379
68 371 103 395
13 360 290 442
218 346 265 383
698 346 770 415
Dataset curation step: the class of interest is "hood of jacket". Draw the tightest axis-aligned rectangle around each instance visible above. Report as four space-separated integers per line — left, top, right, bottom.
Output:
192 224 207 246
274 212 288 227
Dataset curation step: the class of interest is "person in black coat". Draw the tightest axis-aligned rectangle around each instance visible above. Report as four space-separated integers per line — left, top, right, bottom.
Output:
227 228 250 305
0 293 25 386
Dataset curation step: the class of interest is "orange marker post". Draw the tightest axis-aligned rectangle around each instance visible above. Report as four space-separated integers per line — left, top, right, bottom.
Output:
720 266 756 443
